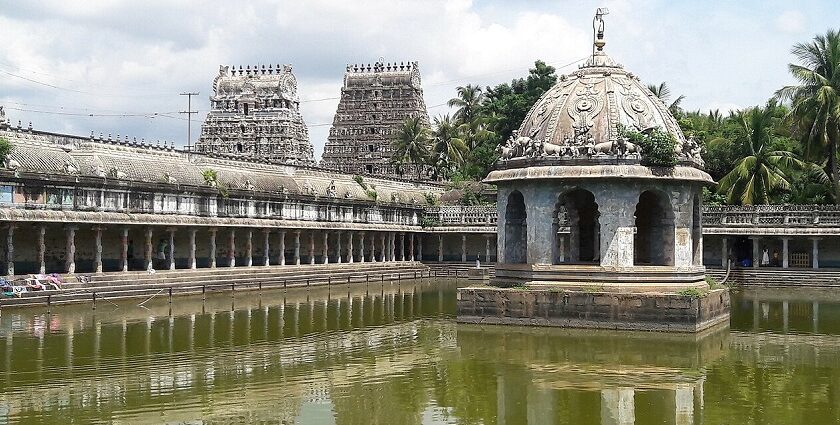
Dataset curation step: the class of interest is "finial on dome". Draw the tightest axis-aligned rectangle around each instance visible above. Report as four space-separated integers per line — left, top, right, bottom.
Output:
592 7 609 55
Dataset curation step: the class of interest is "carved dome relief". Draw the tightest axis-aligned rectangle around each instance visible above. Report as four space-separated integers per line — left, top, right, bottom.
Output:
500 57 703 168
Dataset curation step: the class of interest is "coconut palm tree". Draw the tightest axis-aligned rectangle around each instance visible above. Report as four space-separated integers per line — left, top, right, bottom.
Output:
717 105 806 204
447 84 484 125
429 114 467 180
775 29 840 204
647 81 686 116
392 117 431 180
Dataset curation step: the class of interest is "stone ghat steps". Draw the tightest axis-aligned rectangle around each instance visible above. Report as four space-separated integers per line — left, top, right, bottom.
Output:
81 262 425 286
425 262 496 277
707 267 840 286
0 263 431 308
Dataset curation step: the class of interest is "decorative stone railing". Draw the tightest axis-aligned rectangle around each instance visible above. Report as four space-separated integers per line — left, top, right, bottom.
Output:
421 204 840 230
423 205 497 227
702 205 840 227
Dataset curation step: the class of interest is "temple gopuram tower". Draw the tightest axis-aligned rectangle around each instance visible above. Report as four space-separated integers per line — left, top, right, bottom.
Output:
194 64 315 164
458 9 730 332
321 61 431 179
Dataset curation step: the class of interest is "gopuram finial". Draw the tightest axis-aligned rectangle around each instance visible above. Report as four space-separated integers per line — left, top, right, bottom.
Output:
592 7 609 56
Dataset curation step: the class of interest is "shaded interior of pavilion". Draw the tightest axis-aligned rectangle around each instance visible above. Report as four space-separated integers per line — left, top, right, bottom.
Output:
503 188 703 267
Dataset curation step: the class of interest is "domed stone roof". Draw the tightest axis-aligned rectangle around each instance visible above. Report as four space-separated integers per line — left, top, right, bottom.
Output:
493 32 705 177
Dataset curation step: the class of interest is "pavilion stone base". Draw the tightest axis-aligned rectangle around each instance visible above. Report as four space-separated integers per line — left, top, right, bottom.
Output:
493 264 710 292
460 264 729 332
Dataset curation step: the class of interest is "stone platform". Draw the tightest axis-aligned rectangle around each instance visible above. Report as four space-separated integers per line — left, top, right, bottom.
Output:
457 286 730 333
493 264 710 292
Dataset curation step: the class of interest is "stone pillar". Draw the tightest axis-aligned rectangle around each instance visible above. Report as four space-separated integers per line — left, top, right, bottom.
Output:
228 229 236 267
348 231 354 263
600 388 634 425
5 224 14 276
811 237 820 269
409 233 415 261
168 228 175 270
485 234 492 262
309 232 315 265
415 234 422 262
438 235 443 262
142 227 152 272
336 231 343 263
675 385 694 425
120 228 129 272
721 236 728 268
188 229 197 269
245 229 253 267
66 226 79 273
598 196 635 269
399 233 405 261
380 233 386 262
359 232 366 262
782 237 789 268
294 230 301 265
392 232 397 261
38 225 47 274
461 234 467 262
89 226 102 274
279 230 286 266
369 233 376 262
209 229 217 269
323 232 329 264
262 229 270 267
751 237 761 268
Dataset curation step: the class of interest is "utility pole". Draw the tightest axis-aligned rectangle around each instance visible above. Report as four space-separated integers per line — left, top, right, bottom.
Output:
179 92 199 152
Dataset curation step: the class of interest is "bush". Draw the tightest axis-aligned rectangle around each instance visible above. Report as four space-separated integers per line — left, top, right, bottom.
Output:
677 288 705 298
0 138 11 164
622 127 678 167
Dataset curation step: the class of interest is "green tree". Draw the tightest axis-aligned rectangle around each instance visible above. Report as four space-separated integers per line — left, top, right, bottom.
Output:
717 104 806 204
447 84 484 125
647 81 686 116
392 116 431 180
776 29 840 204
429 114 468 180
0 137 11 164
481 60 557 143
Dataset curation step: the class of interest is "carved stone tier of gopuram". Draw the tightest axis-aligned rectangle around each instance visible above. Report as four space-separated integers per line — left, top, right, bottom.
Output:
193 64 315 164
457 11 729 332
0 119 438 277
321 61 431 179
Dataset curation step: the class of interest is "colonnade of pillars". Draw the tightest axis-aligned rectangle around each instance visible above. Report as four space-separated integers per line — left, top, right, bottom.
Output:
1 224 426 276
720 236 821 269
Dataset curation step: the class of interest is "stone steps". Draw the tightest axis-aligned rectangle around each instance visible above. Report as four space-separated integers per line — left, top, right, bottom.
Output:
425 262 496 278
707 267 840 286
0 262 431 308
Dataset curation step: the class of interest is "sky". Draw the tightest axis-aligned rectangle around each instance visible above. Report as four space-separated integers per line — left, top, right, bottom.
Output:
1 0 838 161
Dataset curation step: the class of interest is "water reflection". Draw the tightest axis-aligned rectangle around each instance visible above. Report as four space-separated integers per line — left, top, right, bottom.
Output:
1 283 840 424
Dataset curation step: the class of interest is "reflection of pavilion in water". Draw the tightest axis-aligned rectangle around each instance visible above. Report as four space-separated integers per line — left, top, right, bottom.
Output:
0 280 455 423
731 287 840 334
457 325 729 425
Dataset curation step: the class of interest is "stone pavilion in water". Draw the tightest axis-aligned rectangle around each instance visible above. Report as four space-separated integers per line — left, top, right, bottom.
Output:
458 12 730 332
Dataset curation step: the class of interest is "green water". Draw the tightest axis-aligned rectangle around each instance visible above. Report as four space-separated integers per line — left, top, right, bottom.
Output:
1 281 839 424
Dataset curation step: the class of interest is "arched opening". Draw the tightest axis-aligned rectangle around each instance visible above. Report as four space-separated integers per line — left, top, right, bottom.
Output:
554 189 600 264
504 191 527 264
692 194 702 265
634 190 675 266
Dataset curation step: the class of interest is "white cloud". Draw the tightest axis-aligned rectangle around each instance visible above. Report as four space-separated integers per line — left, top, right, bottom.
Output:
775 10 806 34
1 1 838 160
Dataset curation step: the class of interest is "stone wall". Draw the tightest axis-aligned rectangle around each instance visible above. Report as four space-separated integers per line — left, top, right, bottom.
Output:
457 287 730 332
